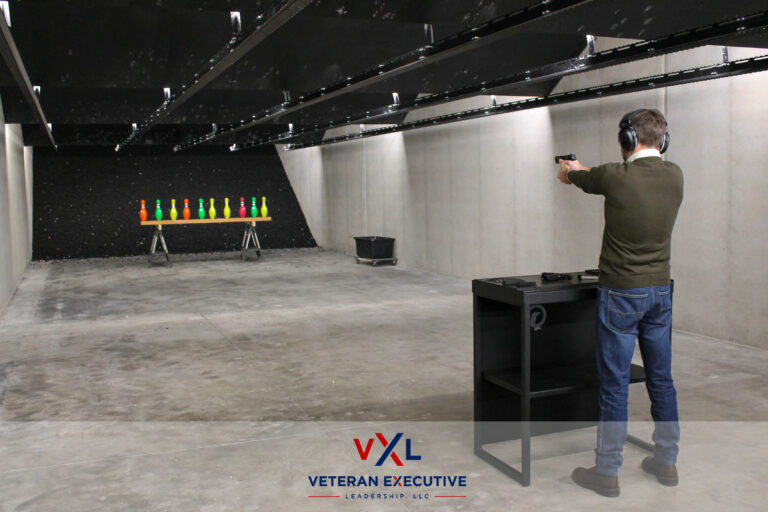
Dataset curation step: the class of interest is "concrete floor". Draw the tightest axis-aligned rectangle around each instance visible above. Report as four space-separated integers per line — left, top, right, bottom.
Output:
0 249 766 511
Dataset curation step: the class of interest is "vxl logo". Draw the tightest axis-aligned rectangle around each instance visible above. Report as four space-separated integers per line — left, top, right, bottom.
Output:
354 433 421 466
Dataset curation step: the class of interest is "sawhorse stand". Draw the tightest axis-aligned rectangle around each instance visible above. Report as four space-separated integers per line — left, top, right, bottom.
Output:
140 217 271 265
240 221 262 261
148 225 171 265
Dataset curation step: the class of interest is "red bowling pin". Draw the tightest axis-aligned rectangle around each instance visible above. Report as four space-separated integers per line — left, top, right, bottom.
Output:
239 197 246 218
182 198 191 220
139 200 148 222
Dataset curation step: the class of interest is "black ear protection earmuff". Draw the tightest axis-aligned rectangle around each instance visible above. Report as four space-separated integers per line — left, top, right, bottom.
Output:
618 109 670 154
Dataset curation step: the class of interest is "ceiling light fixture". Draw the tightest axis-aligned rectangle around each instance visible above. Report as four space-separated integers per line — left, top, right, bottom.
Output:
230 11 242 33
0 1 10 27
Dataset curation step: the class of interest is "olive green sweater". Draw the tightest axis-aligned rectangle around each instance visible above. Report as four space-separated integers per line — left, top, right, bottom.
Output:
567 156 683 289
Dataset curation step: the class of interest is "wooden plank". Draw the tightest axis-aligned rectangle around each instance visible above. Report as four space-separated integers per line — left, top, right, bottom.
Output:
141 217 271 226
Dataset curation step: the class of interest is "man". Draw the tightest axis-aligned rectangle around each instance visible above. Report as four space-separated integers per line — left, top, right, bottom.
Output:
557 109 683 497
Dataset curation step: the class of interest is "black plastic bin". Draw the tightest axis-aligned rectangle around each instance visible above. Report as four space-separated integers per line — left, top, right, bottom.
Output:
354 236 397 266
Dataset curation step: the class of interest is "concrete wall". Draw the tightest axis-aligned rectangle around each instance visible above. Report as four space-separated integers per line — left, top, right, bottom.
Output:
281 99 558 278
278 42 768 349
0 97 34 313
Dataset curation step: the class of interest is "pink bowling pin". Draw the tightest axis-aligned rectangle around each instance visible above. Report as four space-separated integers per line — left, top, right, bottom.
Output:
239 197 246 218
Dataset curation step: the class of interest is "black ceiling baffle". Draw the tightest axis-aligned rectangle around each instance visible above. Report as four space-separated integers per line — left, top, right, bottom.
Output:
114 0 313 152
173 0 603 152
230 10 768 152
287 54 768 150
0 9 56 149
7 0 768 150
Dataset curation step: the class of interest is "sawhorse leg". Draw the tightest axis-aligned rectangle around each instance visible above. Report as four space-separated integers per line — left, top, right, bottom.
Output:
240 221 262 261
148 225 171 266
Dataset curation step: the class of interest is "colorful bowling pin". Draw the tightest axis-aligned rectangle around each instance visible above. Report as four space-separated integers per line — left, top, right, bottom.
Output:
182 198 191 220
139 200 147 222
198 198 205 219
238 197 246 218
170 199 178 220
251 197 258 218
260 196 268 218
155 199 162 221
223 197 231 219
208 198 216 219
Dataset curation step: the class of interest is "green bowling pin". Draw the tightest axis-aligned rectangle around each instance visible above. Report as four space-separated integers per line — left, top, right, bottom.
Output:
198 198 205 219
251 197 258 218
260 196 268 218
155 199 162 221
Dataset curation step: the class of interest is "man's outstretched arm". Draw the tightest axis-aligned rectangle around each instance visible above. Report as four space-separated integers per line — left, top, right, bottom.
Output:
558 159 604 194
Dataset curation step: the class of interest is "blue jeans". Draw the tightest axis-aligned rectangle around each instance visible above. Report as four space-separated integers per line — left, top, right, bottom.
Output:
595 284 680 476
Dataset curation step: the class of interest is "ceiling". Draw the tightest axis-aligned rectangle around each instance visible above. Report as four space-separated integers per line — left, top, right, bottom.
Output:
1 0 767 149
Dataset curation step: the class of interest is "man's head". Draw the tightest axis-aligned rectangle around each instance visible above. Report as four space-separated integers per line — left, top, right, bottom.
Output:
618 109 669 161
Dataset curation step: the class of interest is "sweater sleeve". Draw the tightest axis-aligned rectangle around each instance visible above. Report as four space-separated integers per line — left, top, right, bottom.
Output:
567 164 608 195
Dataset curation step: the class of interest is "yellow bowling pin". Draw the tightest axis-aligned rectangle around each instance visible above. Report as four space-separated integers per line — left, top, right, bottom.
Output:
223 197 231 219
208 198 216 219
170 198 178 220
260 196 268 218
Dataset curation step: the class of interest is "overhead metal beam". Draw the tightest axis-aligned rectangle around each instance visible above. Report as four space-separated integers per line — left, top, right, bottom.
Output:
115 0 312 151
174 0 602 151
0 11 56 149
230 9 768 151
286 54 768 150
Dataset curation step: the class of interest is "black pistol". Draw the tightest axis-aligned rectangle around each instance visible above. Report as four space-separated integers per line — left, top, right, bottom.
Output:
554 153 577 163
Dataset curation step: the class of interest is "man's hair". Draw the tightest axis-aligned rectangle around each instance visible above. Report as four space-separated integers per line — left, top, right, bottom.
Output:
621 109 667 148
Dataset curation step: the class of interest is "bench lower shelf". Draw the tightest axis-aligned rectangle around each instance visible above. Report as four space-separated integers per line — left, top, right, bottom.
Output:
484 363 646 399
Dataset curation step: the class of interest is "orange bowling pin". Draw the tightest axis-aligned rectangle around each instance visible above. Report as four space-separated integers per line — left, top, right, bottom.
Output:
182 198 191 220
139 200 147 222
